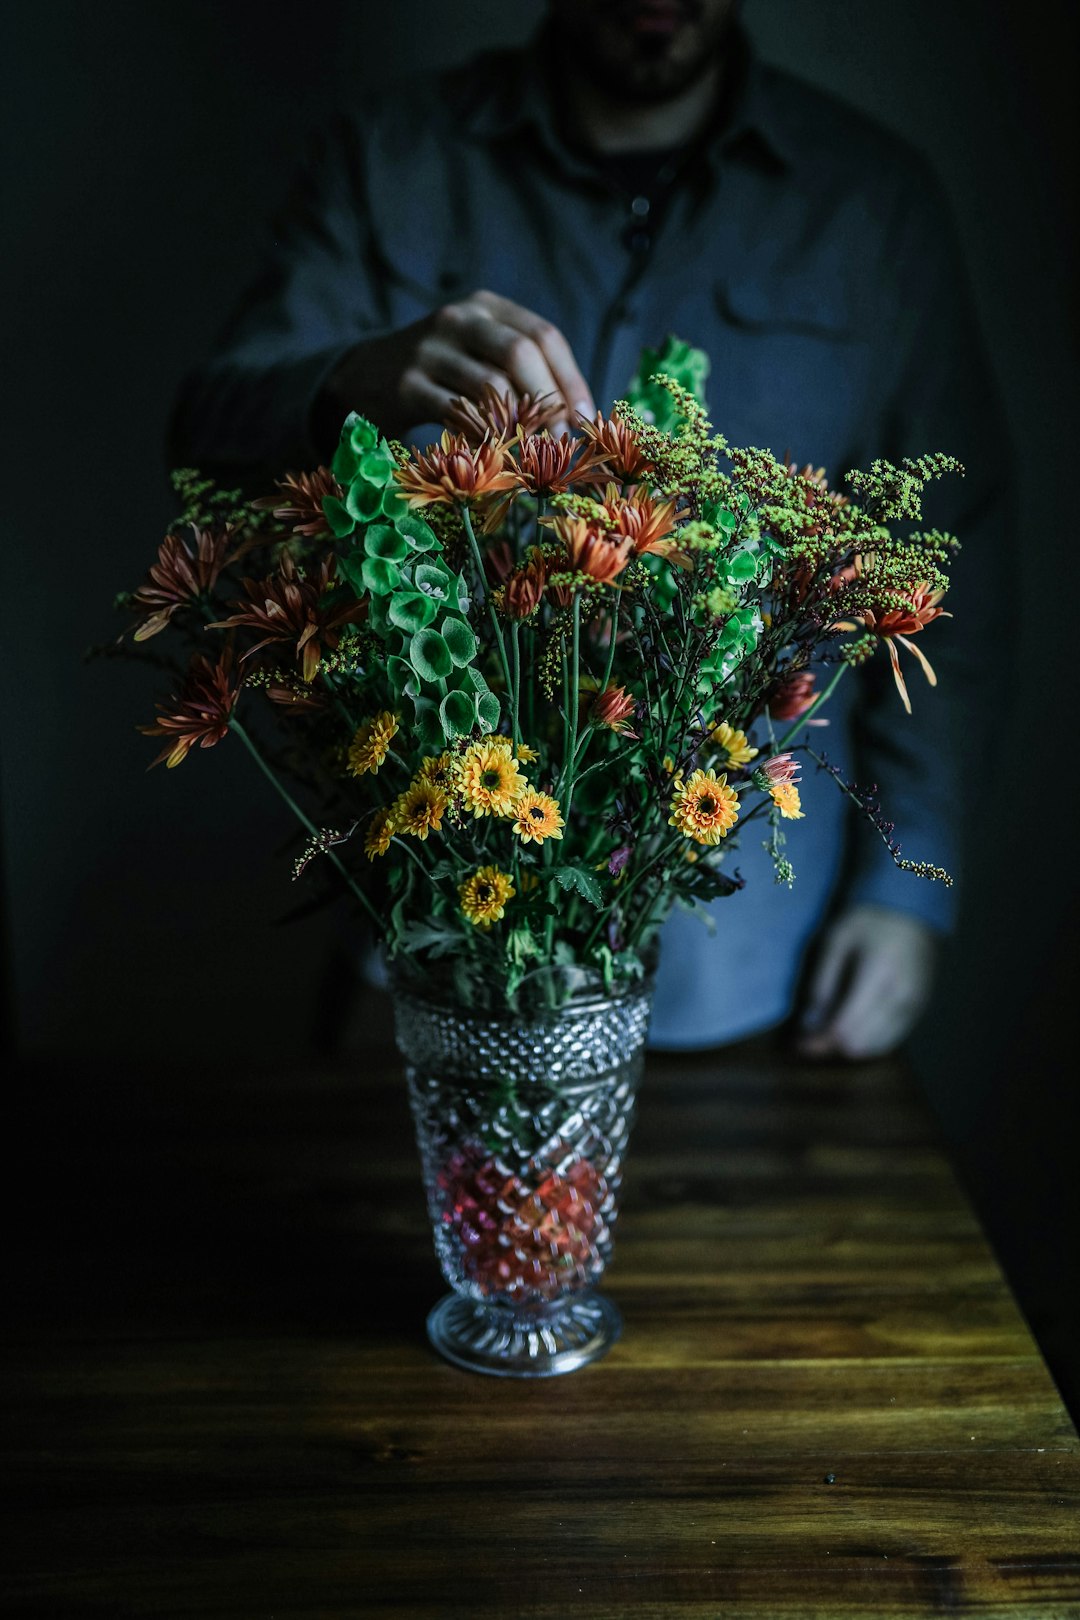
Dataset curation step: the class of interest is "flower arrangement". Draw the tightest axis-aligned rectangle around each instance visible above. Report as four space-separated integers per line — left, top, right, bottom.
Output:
112 337 960 1012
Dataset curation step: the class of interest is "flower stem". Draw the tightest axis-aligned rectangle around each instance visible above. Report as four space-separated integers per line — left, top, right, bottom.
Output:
461 504 514 708
229 717 381 929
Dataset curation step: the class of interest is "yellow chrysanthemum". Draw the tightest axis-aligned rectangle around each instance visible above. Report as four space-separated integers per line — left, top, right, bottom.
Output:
710 721 758 769
459 741 527 818
770 782 804 820
347 711 399 777
391 780 448 840
516 742 539 764
512 789 564 845
415 751 460 792
668 768 739 846
458 865 516 929
477 733 514 754
364 808 395 860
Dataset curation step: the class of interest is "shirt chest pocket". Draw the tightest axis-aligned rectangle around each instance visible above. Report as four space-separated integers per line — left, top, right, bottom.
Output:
711 272 876 471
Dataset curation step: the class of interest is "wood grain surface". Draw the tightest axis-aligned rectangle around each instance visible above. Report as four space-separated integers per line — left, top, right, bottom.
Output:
6 998 1079 1618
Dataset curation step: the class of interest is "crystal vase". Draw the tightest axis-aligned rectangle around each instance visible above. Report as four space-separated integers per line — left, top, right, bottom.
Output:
394 976 654 1378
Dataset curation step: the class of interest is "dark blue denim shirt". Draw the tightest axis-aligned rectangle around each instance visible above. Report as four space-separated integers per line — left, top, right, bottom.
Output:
173 30 1008 1045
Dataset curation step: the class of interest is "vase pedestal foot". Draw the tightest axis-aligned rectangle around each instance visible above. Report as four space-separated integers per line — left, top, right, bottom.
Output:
426 1291 622 1379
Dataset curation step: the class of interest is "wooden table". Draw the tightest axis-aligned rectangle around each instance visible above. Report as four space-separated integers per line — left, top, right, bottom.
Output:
7 1003 1080 1617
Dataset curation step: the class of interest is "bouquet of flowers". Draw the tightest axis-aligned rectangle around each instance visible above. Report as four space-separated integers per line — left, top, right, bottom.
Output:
114 337 959 1012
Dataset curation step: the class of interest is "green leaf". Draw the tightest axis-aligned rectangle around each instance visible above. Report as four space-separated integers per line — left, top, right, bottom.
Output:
386 655 419 700
476 688 501 732
358 443 397 485
389 591 438 634
412 695 445 752
553 865 604 907
364 523 408 562
439 688 477 737
323 495 356 539
361 556 401 596
414 561 453 600
396 919 462 958
440 616 477 668
410 628 453 683
346 477 386 523
380 484 408 519
331 412 378 483
395 512 441 552
337 549 367 598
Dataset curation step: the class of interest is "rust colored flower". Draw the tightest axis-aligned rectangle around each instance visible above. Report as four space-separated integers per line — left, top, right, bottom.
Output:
549 513 634 586
139 651 239 769
500 549 548 619
131 525 238 641
574 410 655 480
445 384 563 446
768 669 817 721
252 466 343 539
394 430 519 508
841 583 950 713
512 431 585 495
580 678 638 737
598 484 687 565
210 554 365 684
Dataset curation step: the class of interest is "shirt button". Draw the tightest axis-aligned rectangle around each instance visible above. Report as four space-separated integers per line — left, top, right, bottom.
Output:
628 228 651 253
630 195 651 218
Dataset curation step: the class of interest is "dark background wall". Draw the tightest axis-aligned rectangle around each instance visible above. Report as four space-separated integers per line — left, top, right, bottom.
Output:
3 1 1077 1399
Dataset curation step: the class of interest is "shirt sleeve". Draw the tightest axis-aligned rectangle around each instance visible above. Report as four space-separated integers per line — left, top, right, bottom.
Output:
168 114 386 483
843 165 1012 932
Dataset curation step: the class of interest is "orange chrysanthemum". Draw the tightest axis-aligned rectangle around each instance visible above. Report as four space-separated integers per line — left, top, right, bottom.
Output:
394 430 519 508
668 768 740 846
549 514 634 586
770 782 804 820
768 669 816 721
574 411 655 480
211 554 365 684
445 384 563 446
836 582 950 713
498 549 548 619
580 678 637 736
139 651 240 769
131 525 239 641
252 466 343 538
598 484 687 565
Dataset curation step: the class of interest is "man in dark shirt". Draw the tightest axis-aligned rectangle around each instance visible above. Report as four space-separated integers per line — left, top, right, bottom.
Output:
172 0 1006 1057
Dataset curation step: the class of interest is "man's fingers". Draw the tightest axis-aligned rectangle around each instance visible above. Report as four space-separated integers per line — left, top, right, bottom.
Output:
398 367 464 430
473 291 595 419
816 949 904 1060
798 921 854 1034
416 334 507 403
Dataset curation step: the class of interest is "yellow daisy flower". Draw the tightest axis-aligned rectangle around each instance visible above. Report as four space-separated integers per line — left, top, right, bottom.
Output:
668 768 740 845
710 721 758 769
770 782 804 820
515 742 539 764
512 789 564 845
363 808 395 860
415 751 460 792
347 710 399 776
458 865 516 929
391 780 448 840
459 740 527 818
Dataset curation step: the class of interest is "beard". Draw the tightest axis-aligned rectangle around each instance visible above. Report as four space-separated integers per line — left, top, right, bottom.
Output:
551 0 739 105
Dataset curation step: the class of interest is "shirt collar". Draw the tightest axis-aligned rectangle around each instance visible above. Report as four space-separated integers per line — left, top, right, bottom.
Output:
459 22 795 178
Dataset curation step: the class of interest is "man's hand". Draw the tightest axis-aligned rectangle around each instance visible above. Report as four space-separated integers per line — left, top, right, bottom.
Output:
320 290 595 442
795 904 938 1061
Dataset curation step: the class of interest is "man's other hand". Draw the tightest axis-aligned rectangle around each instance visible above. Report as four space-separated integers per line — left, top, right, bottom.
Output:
795 905 938 1061
321 290 595 442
